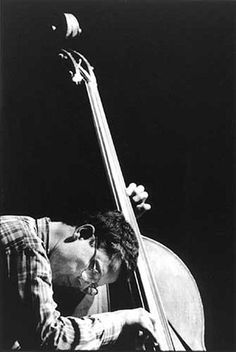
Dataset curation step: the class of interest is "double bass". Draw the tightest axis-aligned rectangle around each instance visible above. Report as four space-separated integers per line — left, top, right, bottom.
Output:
59 30 206 351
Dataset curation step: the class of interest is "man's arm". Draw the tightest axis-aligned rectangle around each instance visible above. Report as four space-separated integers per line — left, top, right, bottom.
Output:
20 245 157 350
22 247 123 349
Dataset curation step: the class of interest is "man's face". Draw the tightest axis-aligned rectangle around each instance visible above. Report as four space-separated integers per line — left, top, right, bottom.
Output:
49 226 121 293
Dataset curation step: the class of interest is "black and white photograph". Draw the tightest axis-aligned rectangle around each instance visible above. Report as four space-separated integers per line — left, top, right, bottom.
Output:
0 0 235 351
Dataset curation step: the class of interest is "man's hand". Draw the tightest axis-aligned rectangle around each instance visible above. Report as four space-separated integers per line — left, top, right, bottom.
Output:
126 183 151 218
114 307 159 347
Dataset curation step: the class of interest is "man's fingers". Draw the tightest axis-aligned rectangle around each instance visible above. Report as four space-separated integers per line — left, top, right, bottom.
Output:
116 308 159 346
139 319 155 337
126 183 137 196
126 182 151 217
138 309 156 335
136 203 151 211
133 191 149 203
126 184 149 203
138 311 158 341
134 184 145 194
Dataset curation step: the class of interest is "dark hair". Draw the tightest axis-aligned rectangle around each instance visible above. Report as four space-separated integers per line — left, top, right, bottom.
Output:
84 210 139 275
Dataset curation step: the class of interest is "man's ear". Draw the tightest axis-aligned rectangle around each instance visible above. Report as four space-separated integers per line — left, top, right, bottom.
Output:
74 224 95 240
64 224 95 243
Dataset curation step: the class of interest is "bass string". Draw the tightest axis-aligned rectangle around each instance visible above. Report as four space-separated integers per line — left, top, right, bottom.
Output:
84 75 174 350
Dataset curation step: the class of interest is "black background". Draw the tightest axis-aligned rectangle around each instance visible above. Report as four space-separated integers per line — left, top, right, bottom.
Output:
1 0 235 350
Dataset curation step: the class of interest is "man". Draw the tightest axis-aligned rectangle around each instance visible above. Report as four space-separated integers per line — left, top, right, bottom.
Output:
0 183 158 350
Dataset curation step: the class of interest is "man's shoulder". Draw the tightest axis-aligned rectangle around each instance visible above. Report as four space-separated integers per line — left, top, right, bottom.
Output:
0 215 42 252
0 215 35 223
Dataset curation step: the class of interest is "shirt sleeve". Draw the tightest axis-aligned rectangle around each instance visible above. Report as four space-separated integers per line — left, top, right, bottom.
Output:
17 245 124 350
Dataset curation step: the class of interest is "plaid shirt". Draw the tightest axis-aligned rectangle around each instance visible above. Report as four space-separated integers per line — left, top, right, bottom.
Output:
0 215 123 350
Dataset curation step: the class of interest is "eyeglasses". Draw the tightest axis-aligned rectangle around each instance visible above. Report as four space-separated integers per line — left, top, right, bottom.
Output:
77 224 101 296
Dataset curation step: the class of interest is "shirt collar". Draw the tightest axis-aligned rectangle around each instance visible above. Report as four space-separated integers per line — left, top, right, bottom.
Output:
36 217 51 254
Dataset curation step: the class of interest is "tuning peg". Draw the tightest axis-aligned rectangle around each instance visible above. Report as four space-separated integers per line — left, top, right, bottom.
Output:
64 13 82 38
50 13 82 41
58 53 66 59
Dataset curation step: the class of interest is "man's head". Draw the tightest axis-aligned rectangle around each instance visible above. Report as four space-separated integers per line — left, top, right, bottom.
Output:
49 210 139 294
84 210 139 274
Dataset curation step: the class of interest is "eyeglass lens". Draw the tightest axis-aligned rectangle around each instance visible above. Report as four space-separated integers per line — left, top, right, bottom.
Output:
80 259 101 283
